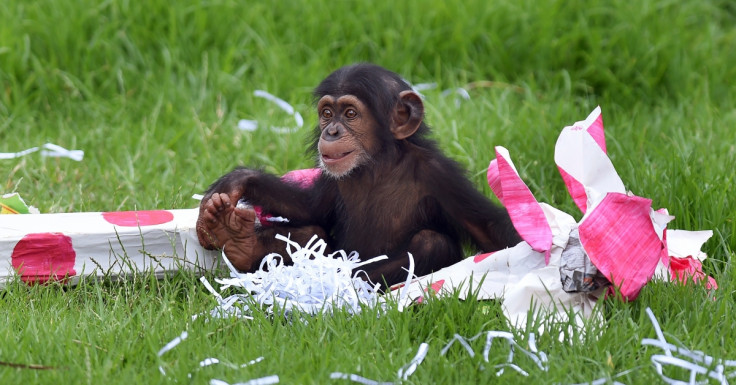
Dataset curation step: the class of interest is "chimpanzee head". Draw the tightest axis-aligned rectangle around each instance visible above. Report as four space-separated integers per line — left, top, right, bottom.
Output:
313 64 426 178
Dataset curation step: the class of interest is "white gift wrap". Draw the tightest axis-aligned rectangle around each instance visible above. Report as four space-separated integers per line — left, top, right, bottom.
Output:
392 206 601 328
0 209 217 285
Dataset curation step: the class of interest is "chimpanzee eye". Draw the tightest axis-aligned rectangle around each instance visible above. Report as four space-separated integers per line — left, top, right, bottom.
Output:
345 108 357 119
321 108 333 119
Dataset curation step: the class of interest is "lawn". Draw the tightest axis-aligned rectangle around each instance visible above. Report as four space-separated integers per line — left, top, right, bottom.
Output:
1 0 735 383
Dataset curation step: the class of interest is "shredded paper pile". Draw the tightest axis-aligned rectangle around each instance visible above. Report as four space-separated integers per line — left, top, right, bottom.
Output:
200 234 390 319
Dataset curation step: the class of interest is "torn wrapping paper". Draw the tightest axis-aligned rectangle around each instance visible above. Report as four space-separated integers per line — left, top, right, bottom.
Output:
1 193 40 214
0 208 217 286
553 107 715 296
394 106 715 327
655 229 717 289
391 230 600 328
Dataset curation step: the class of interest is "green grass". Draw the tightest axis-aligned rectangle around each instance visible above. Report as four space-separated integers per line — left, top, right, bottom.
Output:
1 0 735 383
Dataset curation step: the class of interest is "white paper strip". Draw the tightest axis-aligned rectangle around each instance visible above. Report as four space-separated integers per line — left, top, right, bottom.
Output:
210 375 279 385
643 307 736 384
397 343 429 380
236 90 304 134
0 143 84 161
440 331 548 377
158 331 188 357
329 373 394 385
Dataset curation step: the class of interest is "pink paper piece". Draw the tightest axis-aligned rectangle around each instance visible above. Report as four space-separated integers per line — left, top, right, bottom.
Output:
668 256 717 290
428 279 445 293
557 168 589 213
488 147 553 262
416 279 446 303
282 168 321 188
252 169 321 226
660 229 717 289
579 106 606 154
578 193 665 300
487 160 504 202
473 251 496 263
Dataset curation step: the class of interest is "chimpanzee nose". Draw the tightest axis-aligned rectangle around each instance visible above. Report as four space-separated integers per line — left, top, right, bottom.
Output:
321 123 343 142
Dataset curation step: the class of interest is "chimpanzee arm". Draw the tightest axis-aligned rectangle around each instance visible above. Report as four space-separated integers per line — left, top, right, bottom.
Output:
203 167 317 225
431 163 521 251
196 183 333 271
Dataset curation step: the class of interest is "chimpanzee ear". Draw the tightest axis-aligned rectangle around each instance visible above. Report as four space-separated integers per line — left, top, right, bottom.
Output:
391 90 424 140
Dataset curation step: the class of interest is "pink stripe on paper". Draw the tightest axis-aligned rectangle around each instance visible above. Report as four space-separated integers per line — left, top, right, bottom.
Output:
490 149 553 261
558 166 588 213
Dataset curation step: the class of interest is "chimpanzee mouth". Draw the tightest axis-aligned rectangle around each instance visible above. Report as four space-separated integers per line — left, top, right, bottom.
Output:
322 151 354 162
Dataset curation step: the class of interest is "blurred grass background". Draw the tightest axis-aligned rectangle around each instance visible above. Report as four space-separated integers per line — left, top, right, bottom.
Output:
1 0 735 383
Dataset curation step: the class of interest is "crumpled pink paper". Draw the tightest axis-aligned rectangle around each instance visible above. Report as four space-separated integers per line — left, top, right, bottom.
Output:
552 107 715 299
396 106 716 327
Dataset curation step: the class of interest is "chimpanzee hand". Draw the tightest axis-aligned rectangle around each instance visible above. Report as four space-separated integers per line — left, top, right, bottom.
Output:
196 167 258 250
196 192 265 271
